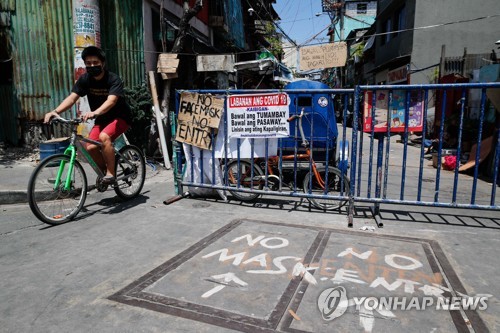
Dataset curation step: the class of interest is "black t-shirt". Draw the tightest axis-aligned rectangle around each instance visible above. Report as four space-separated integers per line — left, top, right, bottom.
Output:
72 71 132 126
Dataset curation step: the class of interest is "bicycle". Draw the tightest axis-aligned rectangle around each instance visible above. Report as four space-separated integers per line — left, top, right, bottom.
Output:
225 108 350 210
28 116 146 225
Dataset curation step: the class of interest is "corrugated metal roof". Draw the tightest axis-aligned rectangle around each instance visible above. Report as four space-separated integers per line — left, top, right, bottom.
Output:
225 0 245 49
1 0 146 144
10 0 74 121
0 0 15 11
100 0 145 87
5 0 144 122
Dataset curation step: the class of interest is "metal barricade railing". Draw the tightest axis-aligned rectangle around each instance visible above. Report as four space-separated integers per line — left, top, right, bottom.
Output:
349 83 500 226
171 83 500 227
172 88 354 213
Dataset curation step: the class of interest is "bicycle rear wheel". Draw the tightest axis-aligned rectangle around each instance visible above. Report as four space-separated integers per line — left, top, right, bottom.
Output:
114 145 146 199
28 154 87 225
225 160 264 202
303 166 350 210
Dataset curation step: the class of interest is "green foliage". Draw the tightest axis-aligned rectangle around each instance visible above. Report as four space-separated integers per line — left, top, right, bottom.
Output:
430 68 440 83
124 83 153 152
350 43 364 59
264 22 284 60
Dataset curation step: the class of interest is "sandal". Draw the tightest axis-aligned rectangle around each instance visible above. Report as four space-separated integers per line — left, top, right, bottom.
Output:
101 175 116 184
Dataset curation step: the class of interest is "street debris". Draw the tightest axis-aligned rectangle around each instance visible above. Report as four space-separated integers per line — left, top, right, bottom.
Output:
288 309 301 321
292 262 317 285
0 145 39 164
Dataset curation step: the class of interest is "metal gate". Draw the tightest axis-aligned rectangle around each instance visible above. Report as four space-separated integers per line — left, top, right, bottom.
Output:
171 82 500 227
349 82 500 226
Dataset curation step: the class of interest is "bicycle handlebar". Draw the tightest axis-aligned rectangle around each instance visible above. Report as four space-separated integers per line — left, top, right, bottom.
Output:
287 108 306 123
287 108 309 147
50 115 83 126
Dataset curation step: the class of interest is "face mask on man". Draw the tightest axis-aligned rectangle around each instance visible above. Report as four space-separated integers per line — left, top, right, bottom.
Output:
86 66 103 77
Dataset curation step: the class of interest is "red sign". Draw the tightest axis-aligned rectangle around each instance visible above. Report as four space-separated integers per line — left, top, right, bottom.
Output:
228 93 288 108
387 65 408 84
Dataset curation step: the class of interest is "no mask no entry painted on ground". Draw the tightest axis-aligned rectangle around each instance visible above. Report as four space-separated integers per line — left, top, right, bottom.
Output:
110 219 487 333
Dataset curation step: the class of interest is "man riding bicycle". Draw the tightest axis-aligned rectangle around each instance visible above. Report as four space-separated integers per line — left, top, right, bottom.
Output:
44 46 132 184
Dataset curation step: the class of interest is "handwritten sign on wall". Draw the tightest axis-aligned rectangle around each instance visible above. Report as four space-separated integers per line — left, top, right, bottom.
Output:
176 92 224 150
299 42 347 71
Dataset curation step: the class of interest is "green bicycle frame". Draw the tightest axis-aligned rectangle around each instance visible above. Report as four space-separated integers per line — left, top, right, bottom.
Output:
53 145 77 191
53 136 104 191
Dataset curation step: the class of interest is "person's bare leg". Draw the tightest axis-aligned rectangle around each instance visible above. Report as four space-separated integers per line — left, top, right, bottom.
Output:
87 144 106 173
99 132 115 177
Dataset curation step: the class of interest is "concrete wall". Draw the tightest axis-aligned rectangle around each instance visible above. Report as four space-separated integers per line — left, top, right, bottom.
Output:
410 0 499 84
374 0 415 70
372 0 499 84
283 41 298 72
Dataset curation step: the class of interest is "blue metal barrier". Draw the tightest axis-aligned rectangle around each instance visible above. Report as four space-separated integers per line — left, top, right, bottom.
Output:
173 87 353 214
351 82 500 226
172 82 500 227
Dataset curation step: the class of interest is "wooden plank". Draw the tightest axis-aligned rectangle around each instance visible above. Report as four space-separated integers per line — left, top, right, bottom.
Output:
160 72 178 80
148 71 172 169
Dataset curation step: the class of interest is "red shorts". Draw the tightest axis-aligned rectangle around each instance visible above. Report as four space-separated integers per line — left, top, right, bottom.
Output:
88 118 129 142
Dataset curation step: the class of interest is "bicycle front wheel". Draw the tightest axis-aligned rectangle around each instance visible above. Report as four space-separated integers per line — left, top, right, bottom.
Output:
114 145 146 199
28 154 87 225
225 160 264 202
303 166 350 210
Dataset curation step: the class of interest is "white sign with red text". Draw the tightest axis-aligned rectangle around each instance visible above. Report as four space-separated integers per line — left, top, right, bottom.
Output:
227 93 290 138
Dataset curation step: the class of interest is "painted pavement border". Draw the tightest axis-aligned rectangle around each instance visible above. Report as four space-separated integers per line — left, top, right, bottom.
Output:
109 219 488 332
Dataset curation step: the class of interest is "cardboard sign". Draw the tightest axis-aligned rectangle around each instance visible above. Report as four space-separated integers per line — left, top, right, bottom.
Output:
227 93 290 138
299 42 347 71
486 88 500 112
176 92 224 150
196 54 235 72
157 53 179 74
363 90 425 133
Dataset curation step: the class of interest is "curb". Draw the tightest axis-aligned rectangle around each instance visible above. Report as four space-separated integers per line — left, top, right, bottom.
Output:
0 190 28 205
0 172 173 206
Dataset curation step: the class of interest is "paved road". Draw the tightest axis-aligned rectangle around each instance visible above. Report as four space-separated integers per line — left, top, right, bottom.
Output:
1 167 499 332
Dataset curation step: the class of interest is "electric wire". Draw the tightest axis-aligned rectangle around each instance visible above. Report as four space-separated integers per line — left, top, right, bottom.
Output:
105 13 500 56
275 1 321 46
243 0 298 47
283 13 500 49
343 13 372 26
283 2 300 42
310 0 316 36
298 23 332 47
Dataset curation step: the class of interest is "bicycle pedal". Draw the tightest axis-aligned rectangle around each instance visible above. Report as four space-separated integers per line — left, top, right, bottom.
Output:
96 178 110 192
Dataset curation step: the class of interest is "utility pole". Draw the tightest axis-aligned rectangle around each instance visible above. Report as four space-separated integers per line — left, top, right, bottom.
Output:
339 0 345 41
339 0 345 87
322 0 346 87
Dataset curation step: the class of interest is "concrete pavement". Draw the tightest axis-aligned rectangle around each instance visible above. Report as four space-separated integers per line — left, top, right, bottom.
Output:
1 145 499 332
